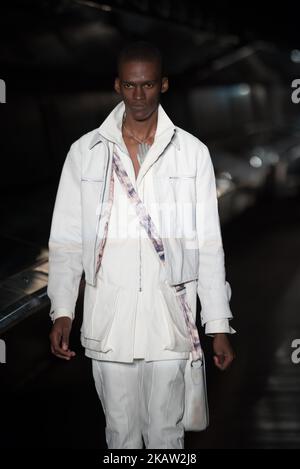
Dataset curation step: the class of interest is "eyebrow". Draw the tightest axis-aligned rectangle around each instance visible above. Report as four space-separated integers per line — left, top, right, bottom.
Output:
121 80 157 85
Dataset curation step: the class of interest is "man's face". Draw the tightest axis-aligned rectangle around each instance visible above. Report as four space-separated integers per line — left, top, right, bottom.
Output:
114 60 168 121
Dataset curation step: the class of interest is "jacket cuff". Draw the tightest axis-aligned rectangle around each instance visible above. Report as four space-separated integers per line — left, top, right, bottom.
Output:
50 307 74 323
198 280 233 325
205 319 236 337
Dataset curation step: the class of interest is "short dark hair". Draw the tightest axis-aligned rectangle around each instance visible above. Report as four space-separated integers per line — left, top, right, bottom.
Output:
117 41 164 77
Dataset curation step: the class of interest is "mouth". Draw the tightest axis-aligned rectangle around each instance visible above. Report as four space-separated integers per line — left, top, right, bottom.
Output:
131 104 146 109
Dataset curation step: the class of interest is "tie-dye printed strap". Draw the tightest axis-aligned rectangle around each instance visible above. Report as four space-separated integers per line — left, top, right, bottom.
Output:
112 151 165 263
177 289 203 361
113 151 202 361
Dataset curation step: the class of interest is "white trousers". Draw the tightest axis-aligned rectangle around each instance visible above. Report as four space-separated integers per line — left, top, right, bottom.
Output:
92 358 187 449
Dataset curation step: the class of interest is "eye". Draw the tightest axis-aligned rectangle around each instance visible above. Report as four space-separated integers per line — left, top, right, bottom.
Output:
144 83 154 88
123 83 133 89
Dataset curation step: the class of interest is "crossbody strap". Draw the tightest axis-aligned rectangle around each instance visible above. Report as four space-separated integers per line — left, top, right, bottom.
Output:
112 151 202 362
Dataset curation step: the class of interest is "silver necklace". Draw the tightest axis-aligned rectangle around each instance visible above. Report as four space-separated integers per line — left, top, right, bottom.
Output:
122 121 155 145
122 114 155 166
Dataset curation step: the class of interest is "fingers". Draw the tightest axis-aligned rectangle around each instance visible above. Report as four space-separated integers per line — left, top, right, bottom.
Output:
62 326 70 352
213 352 235 371
50 343 74 360
51 343 76 360
212 334 235 371
49 328 76 360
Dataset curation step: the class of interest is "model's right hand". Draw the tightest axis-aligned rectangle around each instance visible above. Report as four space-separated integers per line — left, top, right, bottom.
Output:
49 316 76 360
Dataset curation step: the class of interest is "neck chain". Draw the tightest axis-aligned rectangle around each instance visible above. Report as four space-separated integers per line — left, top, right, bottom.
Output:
122 113 156 145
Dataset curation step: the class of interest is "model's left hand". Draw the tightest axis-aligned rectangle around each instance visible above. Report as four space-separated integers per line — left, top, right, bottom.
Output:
212 333 235 371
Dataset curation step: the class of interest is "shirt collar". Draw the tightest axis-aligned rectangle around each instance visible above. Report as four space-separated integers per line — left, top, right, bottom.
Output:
88 100 180 151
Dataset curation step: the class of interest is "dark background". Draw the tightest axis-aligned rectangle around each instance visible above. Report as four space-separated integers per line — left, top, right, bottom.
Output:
0 0 300 450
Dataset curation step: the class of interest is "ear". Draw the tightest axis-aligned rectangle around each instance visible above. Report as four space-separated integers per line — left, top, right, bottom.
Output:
161 77 169 94
114 77 121 94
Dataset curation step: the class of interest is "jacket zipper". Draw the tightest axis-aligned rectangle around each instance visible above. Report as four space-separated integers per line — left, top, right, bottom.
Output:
138 178 142 292
139 225 142 292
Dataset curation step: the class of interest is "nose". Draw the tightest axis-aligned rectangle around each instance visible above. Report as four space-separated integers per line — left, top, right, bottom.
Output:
133 85 145 100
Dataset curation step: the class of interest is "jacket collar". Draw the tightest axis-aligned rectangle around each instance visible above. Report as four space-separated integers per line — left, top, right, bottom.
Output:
88 100 180 151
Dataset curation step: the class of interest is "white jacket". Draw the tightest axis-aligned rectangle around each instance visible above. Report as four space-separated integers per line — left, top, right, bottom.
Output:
47 101 234 359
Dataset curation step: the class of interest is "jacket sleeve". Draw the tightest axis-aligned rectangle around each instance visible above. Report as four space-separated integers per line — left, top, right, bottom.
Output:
47 141 83 322
196 143 233 326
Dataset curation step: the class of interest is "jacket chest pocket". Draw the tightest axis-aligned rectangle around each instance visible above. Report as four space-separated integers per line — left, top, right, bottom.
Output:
168 175 196 203
81 178 104 198
152 174 197 239
152 174 196 202
81 178 104 182
168 175 197 238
